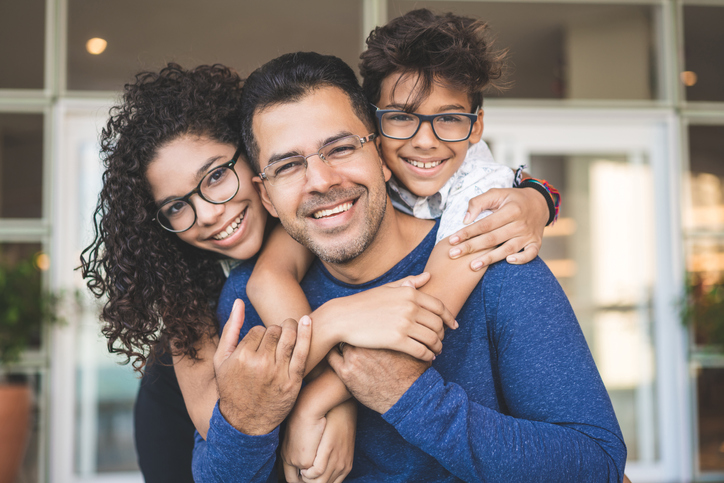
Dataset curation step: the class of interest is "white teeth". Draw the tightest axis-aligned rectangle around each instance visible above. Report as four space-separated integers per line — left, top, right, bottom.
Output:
313 202 353 219
214 216 244 240
405 159 442 169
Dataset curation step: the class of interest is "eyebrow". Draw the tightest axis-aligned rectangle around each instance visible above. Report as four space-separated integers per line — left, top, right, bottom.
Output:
383 102 468 113
265 131 355 166
154 155 226 206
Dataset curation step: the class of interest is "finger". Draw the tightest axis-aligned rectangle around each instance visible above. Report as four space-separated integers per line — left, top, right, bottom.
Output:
471 239 527 270
283 460 303 483
289 315 312 380
407 321 444 356
449 214 520 255
276 318 299 364
462 188 507 224
260 324 283 354
326 347 344 376
506 242 540 264
413 291 457 330
214 299 245 366
390 272 431 289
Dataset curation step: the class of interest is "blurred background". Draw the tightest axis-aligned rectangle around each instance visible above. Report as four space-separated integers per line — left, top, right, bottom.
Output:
0 0 722 481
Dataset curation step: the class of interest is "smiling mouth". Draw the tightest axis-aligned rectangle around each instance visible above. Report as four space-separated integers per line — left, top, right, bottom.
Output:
403 158 444 169
213 208 246 240
312 201 354 219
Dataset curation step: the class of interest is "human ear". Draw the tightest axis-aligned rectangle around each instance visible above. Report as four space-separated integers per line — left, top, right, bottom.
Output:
468 109 484 145
252 176 279 218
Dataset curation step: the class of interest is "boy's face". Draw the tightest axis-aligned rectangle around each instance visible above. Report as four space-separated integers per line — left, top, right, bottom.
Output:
377 72 484 197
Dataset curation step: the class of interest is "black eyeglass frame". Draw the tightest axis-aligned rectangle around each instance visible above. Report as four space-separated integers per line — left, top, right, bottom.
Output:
153 146 244 233
373 106 479 142
258 133 377 186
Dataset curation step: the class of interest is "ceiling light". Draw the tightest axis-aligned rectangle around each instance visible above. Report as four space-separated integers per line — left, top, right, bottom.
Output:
86 37 107 55
681 71 698 87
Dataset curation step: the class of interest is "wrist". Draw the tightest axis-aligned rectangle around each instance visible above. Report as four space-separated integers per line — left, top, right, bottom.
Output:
219 398 276 436
518 179 557 226
310 299 345 349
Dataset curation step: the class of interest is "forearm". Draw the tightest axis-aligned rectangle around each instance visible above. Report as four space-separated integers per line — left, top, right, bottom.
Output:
421 240 486 318
192 403 278 482
173 334 219 439
384 368 626 482
247 223 315 327
296 365 352 419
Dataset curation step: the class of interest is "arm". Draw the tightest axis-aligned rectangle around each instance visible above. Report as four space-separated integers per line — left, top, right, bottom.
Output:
192 303 312 483
329 261 626 482
448 183 554 269
247 224 315 327
172 333 219 439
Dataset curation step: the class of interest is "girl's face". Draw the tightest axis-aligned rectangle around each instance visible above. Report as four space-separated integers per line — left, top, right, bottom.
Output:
146 135 268 260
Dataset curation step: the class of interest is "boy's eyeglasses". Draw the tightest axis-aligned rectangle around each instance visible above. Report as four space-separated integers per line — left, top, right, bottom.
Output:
259 133 377 187
374 106 478 142
154 146 243 233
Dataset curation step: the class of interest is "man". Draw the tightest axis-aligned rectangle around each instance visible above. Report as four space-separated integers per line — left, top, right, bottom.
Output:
193 52 627 482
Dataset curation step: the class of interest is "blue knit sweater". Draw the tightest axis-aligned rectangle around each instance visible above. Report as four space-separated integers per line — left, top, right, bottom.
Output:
193 222 626 482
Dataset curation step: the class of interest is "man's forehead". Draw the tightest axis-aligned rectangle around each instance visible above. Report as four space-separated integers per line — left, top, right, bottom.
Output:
252 86 369 168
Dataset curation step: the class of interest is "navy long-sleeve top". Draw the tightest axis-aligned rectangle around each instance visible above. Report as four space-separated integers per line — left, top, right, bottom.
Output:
193 221 627 482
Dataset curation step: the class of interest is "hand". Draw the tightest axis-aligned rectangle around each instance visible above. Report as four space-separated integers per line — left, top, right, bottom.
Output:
213 300 312 435
448 187 548 270
283 400 356 483
325 272 456 362
327 346 430 414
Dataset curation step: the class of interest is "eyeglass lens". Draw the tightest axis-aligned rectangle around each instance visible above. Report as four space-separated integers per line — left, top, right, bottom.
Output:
264 135 365 186
380 112 473 141
157 165 239 232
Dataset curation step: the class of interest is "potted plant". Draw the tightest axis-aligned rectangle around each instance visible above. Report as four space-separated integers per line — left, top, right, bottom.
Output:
682 274 724 352
0 252 58 483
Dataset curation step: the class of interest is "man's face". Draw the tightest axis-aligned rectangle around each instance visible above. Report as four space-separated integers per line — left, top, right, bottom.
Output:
252 86 392 264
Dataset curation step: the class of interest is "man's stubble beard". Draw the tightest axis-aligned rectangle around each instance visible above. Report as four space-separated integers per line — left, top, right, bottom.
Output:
277 182 388 265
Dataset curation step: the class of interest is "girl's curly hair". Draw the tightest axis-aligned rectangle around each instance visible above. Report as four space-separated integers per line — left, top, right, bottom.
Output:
80 63 244 372
360 8 508 111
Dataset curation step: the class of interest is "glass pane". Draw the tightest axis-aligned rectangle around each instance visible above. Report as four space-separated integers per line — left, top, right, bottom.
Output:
531 153 657 463
0 242 44 356
389 1 659 100
67 0 363 91
683 6 724 102
684 125 724 348
0 0 44 89
74 313 140 474
696 367 724 472
0 113 43 218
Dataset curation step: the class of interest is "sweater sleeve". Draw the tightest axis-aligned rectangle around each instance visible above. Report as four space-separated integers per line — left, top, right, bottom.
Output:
383 258 627 482
192 403 279 483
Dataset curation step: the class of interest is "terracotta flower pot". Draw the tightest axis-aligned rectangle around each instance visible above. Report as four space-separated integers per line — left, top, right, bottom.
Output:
0 384 32 483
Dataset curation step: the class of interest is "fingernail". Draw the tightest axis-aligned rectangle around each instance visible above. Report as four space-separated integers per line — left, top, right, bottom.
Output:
471 260 484 271
300 315 311 326
507 256 517 263
454 320 459 329
432 355 436 361
449 248 462 258
463 212 472 224
449 235 460 245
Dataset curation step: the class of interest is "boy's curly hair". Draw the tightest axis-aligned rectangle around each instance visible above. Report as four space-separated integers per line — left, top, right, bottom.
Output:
360 8 508 111
80 63 244 372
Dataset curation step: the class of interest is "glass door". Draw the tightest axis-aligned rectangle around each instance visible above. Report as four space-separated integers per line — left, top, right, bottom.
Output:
484 107 688 482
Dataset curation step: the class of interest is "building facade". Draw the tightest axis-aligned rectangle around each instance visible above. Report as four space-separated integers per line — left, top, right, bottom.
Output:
0 0 722 481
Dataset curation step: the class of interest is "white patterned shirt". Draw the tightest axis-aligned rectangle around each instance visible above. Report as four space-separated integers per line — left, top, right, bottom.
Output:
388 140 514 244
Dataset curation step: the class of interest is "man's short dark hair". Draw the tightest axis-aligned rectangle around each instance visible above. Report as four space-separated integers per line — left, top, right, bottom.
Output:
360 8 508 112
240 52 375 172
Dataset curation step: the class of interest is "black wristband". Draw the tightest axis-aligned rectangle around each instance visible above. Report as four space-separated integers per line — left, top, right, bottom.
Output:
518 180 556 226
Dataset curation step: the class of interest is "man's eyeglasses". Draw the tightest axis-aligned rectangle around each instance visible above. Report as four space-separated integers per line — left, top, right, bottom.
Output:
154 146 243 233
374 106 478 142
259 133 377 186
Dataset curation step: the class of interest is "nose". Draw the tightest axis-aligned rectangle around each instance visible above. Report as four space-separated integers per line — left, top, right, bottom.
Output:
193 195 226 227
304 156 343 193
410 120 439 150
